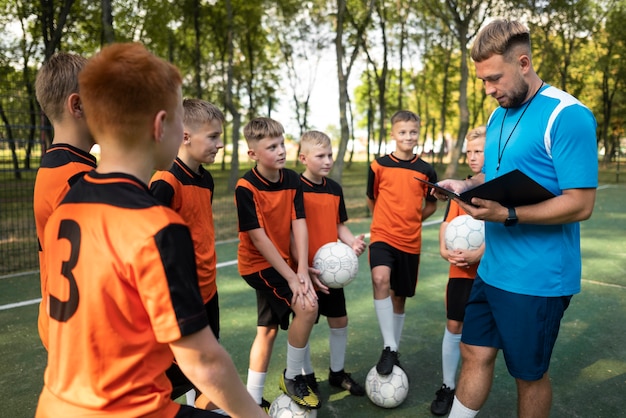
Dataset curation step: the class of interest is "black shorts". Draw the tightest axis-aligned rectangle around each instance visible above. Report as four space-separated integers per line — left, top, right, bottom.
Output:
369 241 420 297
206 292 220 340
176 404 228 417
167 293 220 399
243 267 293 330
446 278 474 321
317 287 347 319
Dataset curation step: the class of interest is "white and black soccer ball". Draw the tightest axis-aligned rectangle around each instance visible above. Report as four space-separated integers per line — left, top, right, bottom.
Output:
269 393 318 418
444 214 485 251
312 241 359 289
365 365 409 409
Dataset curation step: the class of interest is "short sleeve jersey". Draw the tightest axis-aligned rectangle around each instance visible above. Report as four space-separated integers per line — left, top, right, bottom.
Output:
36 171 208 418
300 175 348 265
235 167 305 276
150 157 218 304
367 153 438 254
442 199 478 280
479 84 598 296
33 143 97 349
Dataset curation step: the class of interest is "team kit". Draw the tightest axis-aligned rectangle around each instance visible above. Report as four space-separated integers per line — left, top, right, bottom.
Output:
34 18 598 418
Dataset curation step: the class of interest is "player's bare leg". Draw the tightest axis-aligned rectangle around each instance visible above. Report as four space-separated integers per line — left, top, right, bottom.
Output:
249 325 278 373
390 291 406 314
288 298 317 348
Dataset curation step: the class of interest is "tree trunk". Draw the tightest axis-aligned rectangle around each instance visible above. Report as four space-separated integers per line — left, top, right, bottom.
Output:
333 0 349 182
101 0 115 44
224 0 240 191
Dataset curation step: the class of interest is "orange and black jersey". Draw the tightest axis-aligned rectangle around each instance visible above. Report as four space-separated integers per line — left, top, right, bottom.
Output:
443 199 478 280
37 171 208 418
300 174 348 265
33 143 97 349
150 157 218 304
367 154 437 254
235 167 305 276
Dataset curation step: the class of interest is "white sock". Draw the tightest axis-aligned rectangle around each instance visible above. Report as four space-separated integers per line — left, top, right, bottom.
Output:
393 313 405 349
209 409 228 416
442 328 462 389
374 297 397 350
329 326 348 372
285 343 306 379
302 343 314 375
246 369 266 404
448 396 479 418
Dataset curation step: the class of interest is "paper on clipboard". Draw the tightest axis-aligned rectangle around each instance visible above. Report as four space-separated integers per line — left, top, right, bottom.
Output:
414 177 470 204
415 169 556 207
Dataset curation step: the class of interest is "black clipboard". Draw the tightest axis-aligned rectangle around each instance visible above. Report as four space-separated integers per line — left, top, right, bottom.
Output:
415 169 556 207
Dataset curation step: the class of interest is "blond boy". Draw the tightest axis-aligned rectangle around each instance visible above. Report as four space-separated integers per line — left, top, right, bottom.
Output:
430 126 486 416
298 130 366 396
33 52 96 350
235 117 320 410
150 99 226 407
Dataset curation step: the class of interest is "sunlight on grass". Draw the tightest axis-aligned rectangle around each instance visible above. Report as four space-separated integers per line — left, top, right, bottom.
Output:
580 359 626 382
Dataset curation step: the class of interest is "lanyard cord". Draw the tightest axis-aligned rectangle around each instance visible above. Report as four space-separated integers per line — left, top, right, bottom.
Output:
497 81 544 171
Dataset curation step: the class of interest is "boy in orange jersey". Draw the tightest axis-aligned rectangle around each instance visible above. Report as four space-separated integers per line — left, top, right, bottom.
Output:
32 52 97 350
150 99 225 407
297 130 367 396
366 110 438 376
235 117 321 410
36 42 266 418
430 126 486 416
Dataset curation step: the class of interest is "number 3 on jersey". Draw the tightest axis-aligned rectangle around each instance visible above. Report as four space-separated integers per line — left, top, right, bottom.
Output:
49 219 81 322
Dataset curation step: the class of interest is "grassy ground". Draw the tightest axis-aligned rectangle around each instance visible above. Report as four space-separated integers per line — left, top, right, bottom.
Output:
1 184 625 417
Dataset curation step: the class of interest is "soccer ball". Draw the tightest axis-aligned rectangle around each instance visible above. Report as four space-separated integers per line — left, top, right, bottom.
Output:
269 393 318 418
444 214 485 250
365 365 409 409
312 241 359 289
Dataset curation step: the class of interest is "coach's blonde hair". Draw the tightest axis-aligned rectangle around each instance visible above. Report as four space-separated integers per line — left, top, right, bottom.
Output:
470 19 531 63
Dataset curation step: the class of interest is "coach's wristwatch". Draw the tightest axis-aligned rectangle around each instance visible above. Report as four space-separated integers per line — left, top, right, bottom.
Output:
504 207 518 227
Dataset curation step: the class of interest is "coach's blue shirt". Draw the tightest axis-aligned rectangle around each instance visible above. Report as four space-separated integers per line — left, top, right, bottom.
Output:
478 84 598 297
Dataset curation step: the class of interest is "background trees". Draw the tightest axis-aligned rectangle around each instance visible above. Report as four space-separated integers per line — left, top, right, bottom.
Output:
1 0 623 182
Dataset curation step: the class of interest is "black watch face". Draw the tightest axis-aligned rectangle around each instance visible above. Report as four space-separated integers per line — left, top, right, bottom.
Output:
505 217 518 226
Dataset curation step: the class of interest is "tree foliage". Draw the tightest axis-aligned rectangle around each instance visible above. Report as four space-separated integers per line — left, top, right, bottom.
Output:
0 0 622 181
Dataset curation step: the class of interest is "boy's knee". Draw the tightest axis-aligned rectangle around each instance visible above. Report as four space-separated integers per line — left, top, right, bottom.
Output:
293 302 318 322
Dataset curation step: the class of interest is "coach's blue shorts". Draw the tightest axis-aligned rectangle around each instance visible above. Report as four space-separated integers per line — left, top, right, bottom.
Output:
462 275 572 381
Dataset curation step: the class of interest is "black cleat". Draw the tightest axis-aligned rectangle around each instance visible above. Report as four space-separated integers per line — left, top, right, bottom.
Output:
430 384 455 416
279 370 321 409
329 369 365 396
304 372 321 399
376 346 399 376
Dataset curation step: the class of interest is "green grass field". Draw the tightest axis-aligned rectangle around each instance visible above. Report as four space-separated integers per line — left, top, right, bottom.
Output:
1 184 625 417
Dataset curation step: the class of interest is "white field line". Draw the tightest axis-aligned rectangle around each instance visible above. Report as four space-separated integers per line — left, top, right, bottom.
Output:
0 184 617 311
